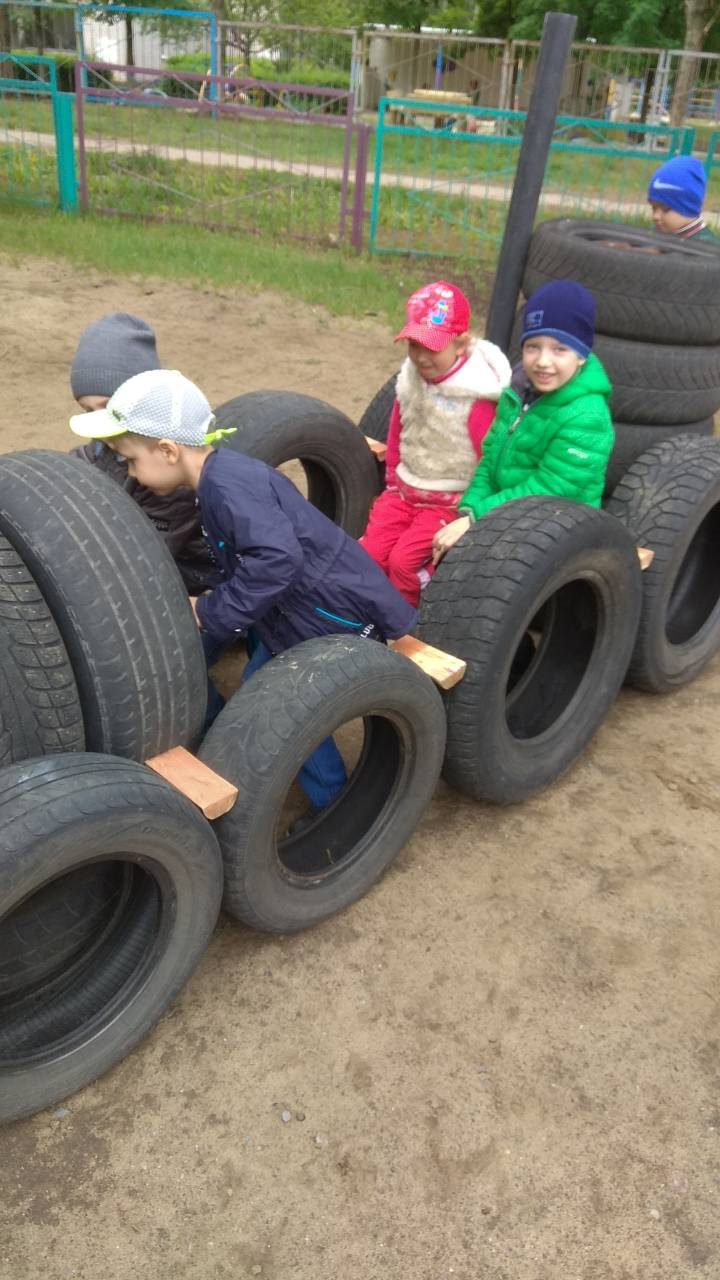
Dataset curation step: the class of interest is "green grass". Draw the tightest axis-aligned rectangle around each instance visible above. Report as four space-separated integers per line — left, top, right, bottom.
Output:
0 200 496 326
5 91 720 209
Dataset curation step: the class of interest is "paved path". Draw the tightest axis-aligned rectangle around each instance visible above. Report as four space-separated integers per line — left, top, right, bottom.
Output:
4 126 656 218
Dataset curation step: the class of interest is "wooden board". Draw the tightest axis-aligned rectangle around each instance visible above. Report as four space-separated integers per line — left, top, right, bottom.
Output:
365 436 387 461
145 746 238 820
390 635 466 690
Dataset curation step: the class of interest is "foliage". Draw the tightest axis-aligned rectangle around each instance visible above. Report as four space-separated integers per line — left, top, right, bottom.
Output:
161 52 350 97
8 48 113 93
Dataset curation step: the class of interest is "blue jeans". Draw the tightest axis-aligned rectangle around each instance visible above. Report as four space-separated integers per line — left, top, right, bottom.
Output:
201 631 347 810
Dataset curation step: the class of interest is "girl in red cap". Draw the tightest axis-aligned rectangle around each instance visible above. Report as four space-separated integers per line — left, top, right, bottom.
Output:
360 281 510 606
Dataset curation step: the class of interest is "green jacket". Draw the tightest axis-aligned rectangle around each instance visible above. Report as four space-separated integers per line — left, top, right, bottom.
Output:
690 225 720 245
459 352 614 521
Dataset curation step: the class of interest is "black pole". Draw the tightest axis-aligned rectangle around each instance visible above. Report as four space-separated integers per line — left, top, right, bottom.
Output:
485 11 577 351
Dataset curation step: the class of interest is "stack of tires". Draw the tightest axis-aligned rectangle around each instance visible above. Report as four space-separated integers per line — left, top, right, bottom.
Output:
0 449 446 1125
520 218 720 494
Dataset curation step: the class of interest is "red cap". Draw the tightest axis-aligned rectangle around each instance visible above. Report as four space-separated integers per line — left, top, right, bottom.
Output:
394 281 471 351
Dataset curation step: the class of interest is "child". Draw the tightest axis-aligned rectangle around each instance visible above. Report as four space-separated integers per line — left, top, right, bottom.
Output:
360 281 511 606
432 279 614 562
647 155 719 244
69 368 416 821
70 312 216 592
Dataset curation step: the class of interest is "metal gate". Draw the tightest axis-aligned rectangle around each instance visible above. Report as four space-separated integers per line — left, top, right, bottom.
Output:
0 52 76 209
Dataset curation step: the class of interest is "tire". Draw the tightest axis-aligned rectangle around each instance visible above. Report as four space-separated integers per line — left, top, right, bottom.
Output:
416 497 642 803
605 419 714 497
356 373 398 444
0 754 223 1125
0 862 131 999
212 391 381 538
508 314 720 427
198 635 446 933
0 452 207 760
0 533 85 768
594 334 720 426
523 218 720 346
605 435 720 691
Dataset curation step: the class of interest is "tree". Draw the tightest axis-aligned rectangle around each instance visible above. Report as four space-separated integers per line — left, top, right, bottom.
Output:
670 0 719 123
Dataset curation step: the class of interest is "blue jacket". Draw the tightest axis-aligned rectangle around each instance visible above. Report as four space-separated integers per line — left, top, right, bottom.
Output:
194 448 416 650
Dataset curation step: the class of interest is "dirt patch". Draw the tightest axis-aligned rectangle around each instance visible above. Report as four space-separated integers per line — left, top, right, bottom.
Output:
1 255 719 1280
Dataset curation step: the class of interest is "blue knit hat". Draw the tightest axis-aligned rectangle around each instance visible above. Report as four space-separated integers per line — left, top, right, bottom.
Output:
647 155 706 219
520 280 595 359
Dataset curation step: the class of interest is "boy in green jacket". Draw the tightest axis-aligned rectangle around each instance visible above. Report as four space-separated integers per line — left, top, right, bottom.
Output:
432 279 613 562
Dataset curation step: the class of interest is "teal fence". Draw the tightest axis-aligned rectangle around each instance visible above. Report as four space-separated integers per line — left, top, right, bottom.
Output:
0 52 76 209
368 96 706 259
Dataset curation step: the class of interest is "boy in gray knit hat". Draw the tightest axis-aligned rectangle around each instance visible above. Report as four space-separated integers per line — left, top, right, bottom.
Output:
70 312 216 592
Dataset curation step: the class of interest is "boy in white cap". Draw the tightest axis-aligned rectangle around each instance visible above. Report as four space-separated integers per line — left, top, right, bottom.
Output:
69 368 415 820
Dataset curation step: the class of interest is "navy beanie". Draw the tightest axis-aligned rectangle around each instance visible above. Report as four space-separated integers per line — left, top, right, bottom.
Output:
70 312 161 399
647 155 706 219
520 280 595 359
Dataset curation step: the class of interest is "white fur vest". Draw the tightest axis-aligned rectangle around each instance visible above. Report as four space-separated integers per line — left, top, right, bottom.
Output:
395 338 511 491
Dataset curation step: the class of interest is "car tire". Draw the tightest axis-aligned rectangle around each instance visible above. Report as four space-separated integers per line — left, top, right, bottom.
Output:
212 391 381 537
523 218 720 346
0 451 207 760
606 435 720 691
0 754 223 1125
416 497 642 803
199 635 446 933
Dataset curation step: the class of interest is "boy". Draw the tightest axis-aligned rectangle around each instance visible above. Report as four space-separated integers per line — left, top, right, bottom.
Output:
432 280 613 562
647 155 719 244
70 368 416 819
360 281 510 605
70 312 216 592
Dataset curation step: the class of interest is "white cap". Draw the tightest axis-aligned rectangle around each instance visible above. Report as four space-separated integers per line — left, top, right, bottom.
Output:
69 369 216 446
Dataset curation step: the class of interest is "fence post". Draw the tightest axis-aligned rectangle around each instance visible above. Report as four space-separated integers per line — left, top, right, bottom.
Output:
74 58 89 213
350 122 370 250
368 98 386 253
485 12 577 352
52 90 78 212
338 90 354 242
498 41 513 112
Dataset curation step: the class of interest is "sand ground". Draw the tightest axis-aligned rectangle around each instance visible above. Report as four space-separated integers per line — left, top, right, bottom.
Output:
1 257 719 1280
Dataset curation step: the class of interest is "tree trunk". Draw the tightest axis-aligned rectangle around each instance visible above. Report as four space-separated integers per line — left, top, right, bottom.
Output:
125 13 135 68
0 5 12 79
670 0 710 126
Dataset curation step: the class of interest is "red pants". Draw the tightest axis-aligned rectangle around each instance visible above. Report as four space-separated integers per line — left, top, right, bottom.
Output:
360 488 458 607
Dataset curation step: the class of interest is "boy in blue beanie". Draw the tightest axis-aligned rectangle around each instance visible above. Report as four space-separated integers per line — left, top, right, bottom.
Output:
432 280 614 561
647 155 718 243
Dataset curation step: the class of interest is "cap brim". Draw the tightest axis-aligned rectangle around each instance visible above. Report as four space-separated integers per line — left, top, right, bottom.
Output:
393 322 456 351
69 408 127 440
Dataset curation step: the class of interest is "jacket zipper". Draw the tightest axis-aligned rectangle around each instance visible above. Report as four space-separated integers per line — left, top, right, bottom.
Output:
495 391 530 473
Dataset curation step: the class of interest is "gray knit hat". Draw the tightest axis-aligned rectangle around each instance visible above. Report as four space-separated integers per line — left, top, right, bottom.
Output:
70 312 161 399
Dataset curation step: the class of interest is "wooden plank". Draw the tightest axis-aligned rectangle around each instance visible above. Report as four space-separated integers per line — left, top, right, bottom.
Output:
390 635 466 690
145 746 238 820
365 436 387 461
637 546 654 571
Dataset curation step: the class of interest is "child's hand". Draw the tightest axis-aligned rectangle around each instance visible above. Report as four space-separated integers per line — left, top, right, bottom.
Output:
432 516 470 564
188 596 202 628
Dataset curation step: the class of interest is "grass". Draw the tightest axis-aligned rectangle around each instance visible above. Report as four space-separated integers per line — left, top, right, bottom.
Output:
0 200 496 326
4 90 720 209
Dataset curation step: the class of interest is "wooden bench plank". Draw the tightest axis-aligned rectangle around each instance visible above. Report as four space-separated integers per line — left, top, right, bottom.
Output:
365 436 387 461
390 635 466 690
145 746 238 820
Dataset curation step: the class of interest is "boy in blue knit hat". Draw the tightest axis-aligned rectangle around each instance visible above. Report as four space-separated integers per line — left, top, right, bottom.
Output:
432 279 614 561
647 155 718 243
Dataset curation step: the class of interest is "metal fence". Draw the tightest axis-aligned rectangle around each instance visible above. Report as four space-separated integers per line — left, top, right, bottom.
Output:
0 50 75 208
74 59 368 245
368 97 711 259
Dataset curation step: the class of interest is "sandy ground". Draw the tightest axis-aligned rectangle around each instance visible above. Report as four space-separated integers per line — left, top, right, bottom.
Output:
1 257 720 1280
